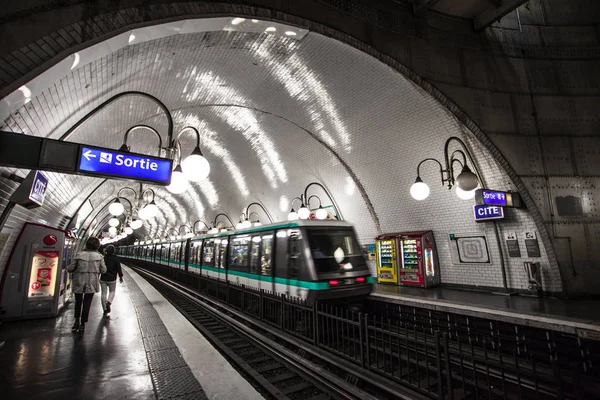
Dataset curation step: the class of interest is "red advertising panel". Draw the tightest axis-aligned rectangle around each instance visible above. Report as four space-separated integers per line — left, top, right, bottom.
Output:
28 251 60 298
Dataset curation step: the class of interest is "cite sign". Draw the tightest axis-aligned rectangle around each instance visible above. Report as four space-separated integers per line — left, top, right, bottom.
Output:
473 205 504 222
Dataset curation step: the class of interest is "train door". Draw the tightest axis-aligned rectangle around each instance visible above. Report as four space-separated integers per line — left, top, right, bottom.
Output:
201 239 215 278
216 238 228 280
249 232 274 292
286 232 302 297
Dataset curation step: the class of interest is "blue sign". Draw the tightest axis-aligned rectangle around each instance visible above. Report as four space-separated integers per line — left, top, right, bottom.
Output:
28 171 48 206
77 146 172 185
473 205 504 222
480 190 508 206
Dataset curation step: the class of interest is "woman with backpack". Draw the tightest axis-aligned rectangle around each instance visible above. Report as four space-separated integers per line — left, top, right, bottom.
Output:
67 237 107 334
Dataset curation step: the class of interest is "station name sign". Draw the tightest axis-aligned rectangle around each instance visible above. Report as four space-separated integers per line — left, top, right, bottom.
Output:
475 189 522 208
473 205 504 222
78 146 172 185
28 171 48 206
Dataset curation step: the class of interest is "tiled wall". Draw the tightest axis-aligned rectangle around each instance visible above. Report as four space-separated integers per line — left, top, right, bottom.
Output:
0 0 599 295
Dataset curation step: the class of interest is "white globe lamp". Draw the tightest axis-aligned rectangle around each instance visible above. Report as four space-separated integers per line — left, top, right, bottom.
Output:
108 217 120 227
109 200 124 216
108 226 117 235
242 219 252 229
124 227 134 235
315 207 328 220
456 165 479 191
167 164 188 194
142 201 159 218
455 186 476 200
182 147 210 182
298 206 310 220
287 210 298 221
130 219 143 229
410 177 430 201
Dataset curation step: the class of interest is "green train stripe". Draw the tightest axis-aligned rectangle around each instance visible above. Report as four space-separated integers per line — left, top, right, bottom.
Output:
129 257 370 291
187 263 330 290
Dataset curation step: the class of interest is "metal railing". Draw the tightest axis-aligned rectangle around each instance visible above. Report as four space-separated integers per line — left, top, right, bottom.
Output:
124 258 600 399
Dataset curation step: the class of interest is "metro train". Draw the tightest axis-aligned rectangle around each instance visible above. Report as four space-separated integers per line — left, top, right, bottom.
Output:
117 220 374 303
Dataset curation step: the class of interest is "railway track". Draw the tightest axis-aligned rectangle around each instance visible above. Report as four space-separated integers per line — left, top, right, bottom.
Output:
126 260 600 399
130 266 421 400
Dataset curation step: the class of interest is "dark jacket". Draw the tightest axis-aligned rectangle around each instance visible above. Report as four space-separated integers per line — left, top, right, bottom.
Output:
101 255 123 282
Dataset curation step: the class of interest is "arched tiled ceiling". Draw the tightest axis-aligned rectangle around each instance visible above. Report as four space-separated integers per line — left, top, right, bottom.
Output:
1 26 519 246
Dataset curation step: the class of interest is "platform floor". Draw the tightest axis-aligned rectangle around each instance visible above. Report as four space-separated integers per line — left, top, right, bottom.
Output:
371 284 600 334
0 266 263 400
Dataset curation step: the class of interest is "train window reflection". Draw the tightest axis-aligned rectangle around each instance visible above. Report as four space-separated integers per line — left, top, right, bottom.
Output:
307 229 367 274
229 236 250 272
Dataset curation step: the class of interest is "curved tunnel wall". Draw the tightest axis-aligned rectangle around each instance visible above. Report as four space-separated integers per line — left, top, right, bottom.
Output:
0 0 598 295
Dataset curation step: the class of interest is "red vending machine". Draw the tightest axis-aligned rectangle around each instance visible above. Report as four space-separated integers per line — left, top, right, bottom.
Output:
0 223 75 320
375 231 440 288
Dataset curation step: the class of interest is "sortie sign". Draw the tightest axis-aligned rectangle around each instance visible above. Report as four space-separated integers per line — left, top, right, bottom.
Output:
77 146 172 185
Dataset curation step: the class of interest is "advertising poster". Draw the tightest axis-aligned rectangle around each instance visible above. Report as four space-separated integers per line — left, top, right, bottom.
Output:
28 251 59 298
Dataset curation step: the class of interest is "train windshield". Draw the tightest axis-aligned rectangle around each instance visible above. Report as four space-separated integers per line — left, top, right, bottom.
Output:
306 228 368 274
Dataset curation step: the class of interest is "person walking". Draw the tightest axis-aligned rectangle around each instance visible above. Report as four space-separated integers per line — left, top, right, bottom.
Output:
67 237 106 334
100 245 123 316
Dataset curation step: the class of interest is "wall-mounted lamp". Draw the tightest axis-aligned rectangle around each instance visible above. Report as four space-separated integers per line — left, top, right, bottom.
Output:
287 197 303 221
179 224 194 239
287 183 342 221
245 202 273 224
236 213 252 229
307 195 328 220
193 220 210 235
410 136 480 201
139 189 159 219
167 228 179 241
119 125 163 156
177 127 210 182
210 213 235 233
248 212 262 227
166 141 188 194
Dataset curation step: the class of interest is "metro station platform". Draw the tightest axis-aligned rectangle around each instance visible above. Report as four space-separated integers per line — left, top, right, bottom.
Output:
0 266 263 400
370 284 600 335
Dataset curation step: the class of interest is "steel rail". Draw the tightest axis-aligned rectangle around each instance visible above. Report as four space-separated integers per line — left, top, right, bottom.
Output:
130 265 378 400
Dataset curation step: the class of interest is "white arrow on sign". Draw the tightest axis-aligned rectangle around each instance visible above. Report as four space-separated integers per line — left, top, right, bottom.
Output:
83 150 96 161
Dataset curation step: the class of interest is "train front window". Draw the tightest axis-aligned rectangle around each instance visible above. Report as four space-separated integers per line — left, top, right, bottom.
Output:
307 229 367 274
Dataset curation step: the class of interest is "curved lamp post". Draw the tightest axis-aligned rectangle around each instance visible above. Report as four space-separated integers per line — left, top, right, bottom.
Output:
119 125 163 156
210 213 235 233
193 220 210 235
179 224 194 239
139 189 159 219
306 195 328 220
287 197 304 221
288 182 342 220
245 202 273 224
176 126 210 182
410 136 480 201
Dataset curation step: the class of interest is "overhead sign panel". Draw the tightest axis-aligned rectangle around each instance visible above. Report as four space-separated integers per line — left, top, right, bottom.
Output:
77 146 172 185
475 189 522 208
473 205 504 222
